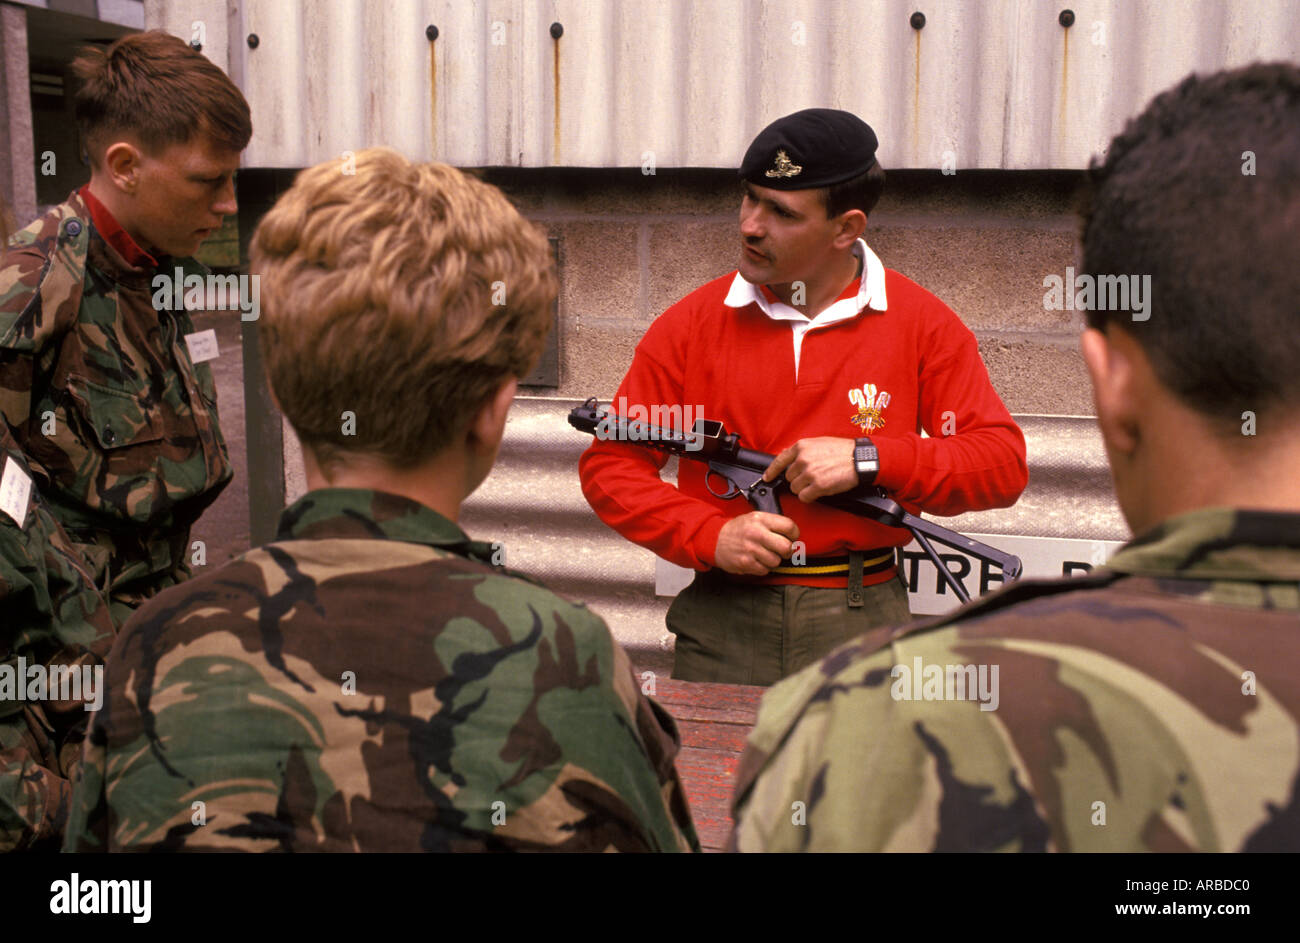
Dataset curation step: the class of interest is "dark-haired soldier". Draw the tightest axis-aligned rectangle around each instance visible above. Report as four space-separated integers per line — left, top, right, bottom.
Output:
731 64 1300 852
579 109 1027 685
0 30 251 626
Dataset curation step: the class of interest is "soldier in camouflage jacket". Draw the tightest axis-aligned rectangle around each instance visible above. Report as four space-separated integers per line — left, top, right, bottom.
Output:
65 488 698 852
730 64 1300 852
0 192 232 624
65 148 700 853
730 508 1300 851
0 31 250 852
0 31 250 625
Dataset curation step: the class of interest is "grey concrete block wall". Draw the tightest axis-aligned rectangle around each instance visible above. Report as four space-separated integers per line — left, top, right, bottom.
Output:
259 165 1104 554
480 167 1094 416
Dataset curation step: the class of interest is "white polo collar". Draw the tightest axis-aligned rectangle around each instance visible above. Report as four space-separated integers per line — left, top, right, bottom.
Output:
722 237 888 324
723 238 889 379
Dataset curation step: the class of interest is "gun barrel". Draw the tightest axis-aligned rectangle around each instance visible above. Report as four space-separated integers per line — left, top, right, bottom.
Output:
567 398 720 457
566 398 604 435
733 444 774 468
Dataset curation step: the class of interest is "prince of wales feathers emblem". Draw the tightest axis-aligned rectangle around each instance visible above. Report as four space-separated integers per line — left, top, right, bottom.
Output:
849 383 890 432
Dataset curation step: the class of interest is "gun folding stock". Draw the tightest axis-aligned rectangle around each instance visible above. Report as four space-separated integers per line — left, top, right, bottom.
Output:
569 398 1023 603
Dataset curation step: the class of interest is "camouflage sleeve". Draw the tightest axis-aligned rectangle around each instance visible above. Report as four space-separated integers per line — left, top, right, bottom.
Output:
61 712 108 852
65 563 699 852
0 231 69 458
730 624 1063 853
730 632 1043 853
0 719 72 851
728 641 1000 853
1 445 114 852
606 641 701 852
727 646 884 852
730 657 964 852
0 515 65 852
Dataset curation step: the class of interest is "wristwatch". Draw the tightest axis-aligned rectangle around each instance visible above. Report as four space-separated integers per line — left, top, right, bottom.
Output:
853 437 879 485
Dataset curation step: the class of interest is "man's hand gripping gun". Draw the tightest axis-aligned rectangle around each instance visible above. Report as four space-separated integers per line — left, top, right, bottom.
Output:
568 398 1022 604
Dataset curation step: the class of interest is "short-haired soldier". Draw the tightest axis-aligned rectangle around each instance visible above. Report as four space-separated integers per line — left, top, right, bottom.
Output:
730 64 1300 852
0 30 250 626
64 149 699 853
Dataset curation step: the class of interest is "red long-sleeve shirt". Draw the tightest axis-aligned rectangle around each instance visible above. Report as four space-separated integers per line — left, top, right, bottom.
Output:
578 265 1027 586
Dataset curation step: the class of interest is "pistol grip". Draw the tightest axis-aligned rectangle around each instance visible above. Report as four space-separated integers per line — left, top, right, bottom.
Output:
747 481 783 515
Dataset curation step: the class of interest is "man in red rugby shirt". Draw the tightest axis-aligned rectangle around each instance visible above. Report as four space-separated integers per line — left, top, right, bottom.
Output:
579 109 1027 686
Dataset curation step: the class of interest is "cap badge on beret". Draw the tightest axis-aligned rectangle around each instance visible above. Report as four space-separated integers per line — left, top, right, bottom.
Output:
741 108 879 190
765 150 804 179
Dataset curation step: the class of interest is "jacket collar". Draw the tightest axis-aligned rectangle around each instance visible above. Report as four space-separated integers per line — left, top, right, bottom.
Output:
78 185 159 270
1105 506 1300 581
275 488 501 566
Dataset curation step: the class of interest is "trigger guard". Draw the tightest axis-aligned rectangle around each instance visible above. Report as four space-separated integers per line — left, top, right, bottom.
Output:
705 469 741 500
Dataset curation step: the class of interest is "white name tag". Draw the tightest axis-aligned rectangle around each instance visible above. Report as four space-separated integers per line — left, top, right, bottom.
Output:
185 328 220 364
0 455 32 528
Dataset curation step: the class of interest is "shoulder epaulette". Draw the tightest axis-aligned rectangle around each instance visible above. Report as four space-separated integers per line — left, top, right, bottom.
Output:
890 568 1124 642
0 202 90 348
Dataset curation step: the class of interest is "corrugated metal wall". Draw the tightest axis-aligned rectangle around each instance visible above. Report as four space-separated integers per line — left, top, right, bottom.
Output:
149 0 1300 169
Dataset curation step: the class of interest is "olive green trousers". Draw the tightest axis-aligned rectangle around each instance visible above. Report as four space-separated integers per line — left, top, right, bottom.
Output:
667 568 912 686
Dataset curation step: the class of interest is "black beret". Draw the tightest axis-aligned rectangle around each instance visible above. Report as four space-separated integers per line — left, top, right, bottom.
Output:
740 108 879 189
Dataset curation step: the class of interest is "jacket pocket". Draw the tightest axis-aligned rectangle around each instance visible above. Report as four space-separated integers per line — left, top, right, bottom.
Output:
64 374 164 450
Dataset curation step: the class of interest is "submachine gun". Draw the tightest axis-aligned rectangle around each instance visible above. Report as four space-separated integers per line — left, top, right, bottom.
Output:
568 398 1022 604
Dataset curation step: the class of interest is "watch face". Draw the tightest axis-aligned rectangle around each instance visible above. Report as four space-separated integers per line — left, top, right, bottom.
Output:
855 441 879 481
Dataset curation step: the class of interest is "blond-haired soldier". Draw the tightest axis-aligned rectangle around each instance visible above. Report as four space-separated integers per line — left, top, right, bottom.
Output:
65 149 699 852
